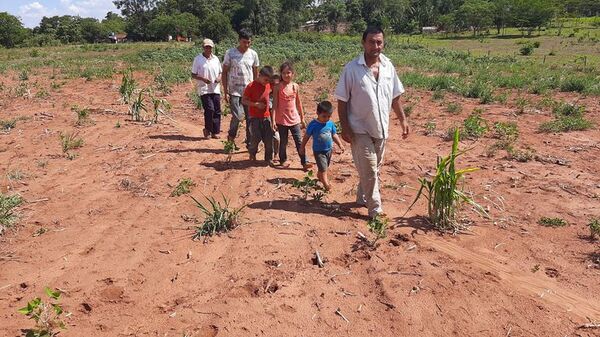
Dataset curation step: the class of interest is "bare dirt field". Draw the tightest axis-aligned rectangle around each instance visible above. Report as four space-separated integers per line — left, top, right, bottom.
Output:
1 66 600 337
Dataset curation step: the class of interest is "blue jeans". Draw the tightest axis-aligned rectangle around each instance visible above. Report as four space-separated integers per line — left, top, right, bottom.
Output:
227 95 249 147
277 124 307 165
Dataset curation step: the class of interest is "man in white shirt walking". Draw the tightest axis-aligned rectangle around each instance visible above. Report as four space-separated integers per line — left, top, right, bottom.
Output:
191 38 222 138
222 29 260 149
335 26 410 219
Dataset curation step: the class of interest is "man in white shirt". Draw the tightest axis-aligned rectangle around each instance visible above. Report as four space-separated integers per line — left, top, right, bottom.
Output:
222 29 260 149
335 26 410 219
191 38 222 138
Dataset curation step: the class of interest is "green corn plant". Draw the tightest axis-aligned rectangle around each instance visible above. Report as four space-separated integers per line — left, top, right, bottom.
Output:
406 128 486 233
191 195 246 240
129 89 147 122
292 170 320 200
18 287 66 337
119 69 136 104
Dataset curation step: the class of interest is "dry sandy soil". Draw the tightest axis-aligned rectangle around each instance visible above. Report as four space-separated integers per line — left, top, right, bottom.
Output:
1 66 600 337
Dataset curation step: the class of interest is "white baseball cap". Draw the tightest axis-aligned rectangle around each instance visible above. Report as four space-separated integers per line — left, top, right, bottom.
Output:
203 38 215 47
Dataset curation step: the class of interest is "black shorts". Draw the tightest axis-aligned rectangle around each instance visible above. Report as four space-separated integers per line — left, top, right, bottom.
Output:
314 150 332 172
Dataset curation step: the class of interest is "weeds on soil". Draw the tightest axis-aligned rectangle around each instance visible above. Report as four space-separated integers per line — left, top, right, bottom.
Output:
539 102 594 133
72 106 91 126
538 217 568 228
171 178 195 197
0 193 22 235
191 195 245 240
129 89 148 122
367 215 388 243
293 170 320 200
406 128 486 233
589 218 600 240
59 131 83 153
18 287 66 337
463 109 488 139
1 119 17 131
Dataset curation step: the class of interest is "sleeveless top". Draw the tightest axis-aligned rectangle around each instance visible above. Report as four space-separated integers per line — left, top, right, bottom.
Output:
275 83 301 126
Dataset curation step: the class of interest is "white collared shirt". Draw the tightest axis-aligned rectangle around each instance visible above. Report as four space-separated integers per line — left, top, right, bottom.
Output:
192 53 222 95
334 53 404 139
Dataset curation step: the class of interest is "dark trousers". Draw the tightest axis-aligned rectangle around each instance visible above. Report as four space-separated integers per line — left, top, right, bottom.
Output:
277 124 307 165
200 93 221 134
249 117 273 161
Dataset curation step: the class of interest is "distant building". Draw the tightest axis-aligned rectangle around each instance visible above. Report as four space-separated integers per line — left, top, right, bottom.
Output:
422 27 438 34
108 32 127 43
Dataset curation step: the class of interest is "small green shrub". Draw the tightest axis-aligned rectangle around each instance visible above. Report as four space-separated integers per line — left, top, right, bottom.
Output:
538 217 567 227
539 116 593 133
172 178 195 197
463 110 488 139
520 43 534 56
432 89 445 101
191 195 245 240
293 170 321 200
18 287 66 337
367 215 388 242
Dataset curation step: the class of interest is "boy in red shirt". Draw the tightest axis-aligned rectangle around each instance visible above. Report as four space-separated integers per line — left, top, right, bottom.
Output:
242 66 274 165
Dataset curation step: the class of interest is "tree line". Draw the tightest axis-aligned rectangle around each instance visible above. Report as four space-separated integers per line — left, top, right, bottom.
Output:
1 0 599 48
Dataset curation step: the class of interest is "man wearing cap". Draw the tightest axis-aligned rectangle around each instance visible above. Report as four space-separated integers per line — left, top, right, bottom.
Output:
191 38 222 138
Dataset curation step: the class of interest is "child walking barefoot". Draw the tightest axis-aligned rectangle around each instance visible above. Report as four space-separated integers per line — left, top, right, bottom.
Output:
272 61 312 170
300 101 344 191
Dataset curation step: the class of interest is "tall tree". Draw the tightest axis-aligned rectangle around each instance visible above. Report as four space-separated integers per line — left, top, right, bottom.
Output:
454 0 494 36
113 0 159 40
0 12 28 48
512 0 556 36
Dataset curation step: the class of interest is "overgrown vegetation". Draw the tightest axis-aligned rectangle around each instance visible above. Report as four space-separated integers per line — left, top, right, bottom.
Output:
539 102 594 133
191 195 245 240
171 178 195 197
18 287 66 337
407 129 486 233
0 193 23 235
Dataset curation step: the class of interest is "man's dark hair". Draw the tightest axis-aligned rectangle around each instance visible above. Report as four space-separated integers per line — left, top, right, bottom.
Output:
239 29 252 40
259 65 274 78
317 101 333 114
362 26 384 41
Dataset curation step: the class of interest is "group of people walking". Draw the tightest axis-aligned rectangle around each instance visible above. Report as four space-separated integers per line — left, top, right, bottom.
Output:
191 26 410 219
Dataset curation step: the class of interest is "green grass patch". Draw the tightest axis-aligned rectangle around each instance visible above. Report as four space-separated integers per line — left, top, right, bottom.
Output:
538 217 568 227
171 178 195 197
0 193 23 235
191 195 245 240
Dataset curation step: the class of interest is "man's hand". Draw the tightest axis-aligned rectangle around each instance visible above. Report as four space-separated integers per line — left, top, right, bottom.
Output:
301 120 306 129
400 120 410 139
203 78 211 84
341 128 353 143
223 92 229 104
272 123 278 132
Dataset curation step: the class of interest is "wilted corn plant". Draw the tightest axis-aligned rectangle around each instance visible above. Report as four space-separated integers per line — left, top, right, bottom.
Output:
406 128 486 233
119 69 136 104
149 91 171 123
191 195 245 240
129 89 147 122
